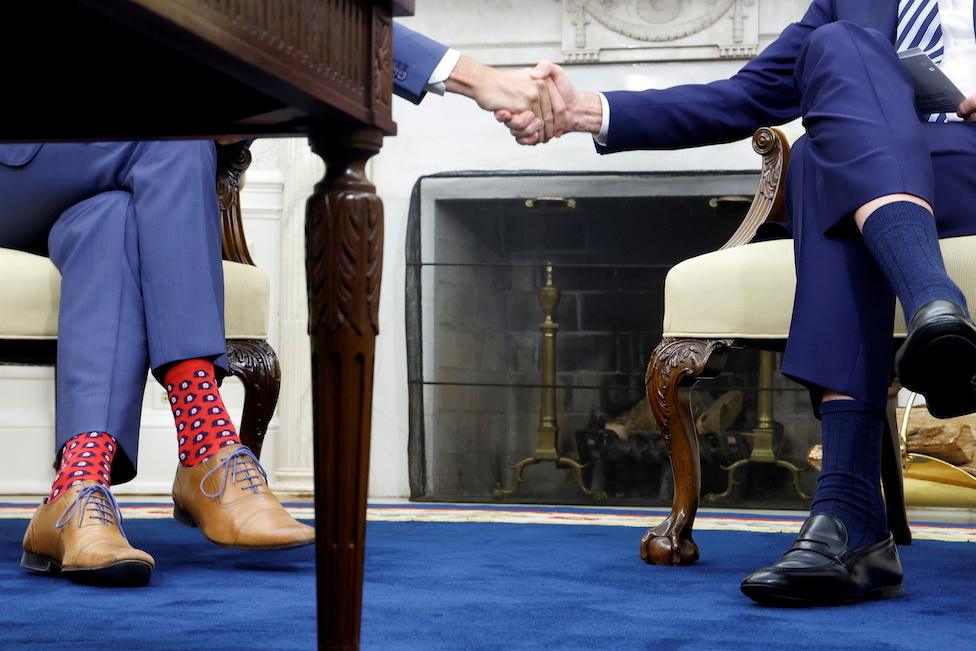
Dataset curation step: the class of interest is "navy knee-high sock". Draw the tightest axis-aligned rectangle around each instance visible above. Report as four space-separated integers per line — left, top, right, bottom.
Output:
861 201 967 323
810 399 888 549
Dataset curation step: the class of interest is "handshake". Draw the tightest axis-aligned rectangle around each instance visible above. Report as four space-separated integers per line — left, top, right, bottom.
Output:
448 56 604 146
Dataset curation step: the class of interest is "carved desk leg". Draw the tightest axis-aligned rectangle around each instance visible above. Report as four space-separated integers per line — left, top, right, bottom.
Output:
305 126 384 651
642 338 732 566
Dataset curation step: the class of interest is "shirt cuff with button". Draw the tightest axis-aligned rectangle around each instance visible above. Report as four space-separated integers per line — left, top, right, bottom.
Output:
425 49 461 96
593 92 611 146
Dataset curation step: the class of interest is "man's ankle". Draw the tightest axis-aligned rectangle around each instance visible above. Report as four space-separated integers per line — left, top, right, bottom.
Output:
49 431 116 502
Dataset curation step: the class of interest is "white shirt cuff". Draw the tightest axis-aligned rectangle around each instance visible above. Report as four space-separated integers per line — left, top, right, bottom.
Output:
594 92 611 146
425 49 461 96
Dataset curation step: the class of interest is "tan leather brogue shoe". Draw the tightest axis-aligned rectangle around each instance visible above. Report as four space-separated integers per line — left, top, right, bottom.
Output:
172 445 314 549
21 482 154 586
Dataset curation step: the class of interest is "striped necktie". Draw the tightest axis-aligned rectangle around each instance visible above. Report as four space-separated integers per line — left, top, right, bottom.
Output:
897 0 950 122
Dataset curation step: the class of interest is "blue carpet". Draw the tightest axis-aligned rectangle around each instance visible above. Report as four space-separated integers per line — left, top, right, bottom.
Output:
0 519 973 650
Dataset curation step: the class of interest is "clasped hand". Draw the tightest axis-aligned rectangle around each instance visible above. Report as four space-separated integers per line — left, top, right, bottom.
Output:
471 60 582 146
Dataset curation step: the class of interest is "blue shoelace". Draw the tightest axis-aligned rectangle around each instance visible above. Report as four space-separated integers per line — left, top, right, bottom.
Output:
55 483 125 536
201 446 268 499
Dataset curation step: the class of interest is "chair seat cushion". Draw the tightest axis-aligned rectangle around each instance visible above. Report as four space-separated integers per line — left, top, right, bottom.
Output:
0 248 269 340
663 235 976 340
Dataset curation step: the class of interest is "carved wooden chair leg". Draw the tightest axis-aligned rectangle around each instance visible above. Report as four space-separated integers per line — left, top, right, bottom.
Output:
642 338 733 566
225 339 281 460
882 384 912 545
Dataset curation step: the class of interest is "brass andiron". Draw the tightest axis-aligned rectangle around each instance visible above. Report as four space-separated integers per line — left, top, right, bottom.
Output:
495 263 605 499
707 350 809 502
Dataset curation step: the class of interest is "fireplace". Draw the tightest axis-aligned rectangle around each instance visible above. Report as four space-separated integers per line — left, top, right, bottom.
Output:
406 171 819 506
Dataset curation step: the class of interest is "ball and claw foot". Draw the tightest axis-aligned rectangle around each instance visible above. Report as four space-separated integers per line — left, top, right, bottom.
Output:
640 517 699 566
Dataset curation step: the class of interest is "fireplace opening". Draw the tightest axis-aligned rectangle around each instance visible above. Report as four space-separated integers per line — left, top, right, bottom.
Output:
406 172 819 507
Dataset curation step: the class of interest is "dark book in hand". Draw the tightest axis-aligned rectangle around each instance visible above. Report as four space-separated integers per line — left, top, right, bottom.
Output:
898 48 965 114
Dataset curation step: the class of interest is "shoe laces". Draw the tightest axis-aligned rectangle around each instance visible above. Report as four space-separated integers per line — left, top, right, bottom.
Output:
55 484 125 535
201 446 268 499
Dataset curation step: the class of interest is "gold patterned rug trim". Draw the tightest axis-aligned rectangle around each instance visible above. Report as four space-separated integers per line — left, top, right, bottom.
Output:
0 504 973 543
362 507 976 543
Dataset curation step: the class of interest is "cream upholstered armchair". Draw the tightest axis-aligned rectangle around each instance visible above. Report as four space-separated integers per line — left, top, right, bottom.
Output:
0 143 279 459
639 127 976 566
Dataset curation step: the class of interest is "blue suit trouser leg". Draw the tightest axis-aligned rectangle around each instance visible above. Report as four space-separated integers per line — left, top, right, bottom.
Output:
783 135 899 411
782 22 976 411
0 141 226 482
115 141 226 380
791 21 935 230
48 192 148 484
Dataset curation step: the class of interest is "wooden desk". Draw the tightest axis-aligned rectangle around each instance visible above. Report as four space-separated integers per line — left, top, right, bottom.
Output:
1 1 407 648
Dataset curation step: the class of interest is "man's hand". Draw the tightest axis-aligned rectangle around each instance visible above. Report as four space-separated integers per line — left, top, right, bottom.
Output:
495 60 604 146
446 55 567 142
958 95 976 122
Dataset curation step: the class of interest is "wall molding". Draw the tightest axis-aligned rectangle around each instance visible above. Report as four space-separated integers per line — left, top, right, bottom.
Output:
564 0 761 62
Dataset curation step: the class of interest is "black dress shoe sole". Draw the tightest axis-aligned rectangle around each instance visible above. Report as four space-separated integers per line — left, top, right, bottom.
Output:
21 551 153 587
896 319 976 419
741 582 903 607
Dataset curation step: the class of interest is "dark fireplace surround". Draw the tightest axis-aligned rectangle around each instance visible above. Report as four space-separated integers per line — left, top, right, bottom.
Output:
405 171 820 505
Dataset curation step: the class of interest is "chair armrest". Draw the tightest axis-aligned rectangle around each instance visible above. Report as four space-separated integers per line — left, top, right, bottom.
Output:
217 142 255 266
718 127 791 250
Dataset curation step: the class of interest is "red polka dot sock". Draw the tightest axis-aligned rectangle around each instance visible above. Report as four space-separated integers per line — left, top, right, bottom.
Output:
49 431 116 502
164 359 241 466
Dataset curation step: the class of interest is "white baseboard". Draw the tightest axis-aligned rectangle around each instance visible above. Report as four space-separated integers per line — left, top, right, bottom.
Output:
273 469 314 494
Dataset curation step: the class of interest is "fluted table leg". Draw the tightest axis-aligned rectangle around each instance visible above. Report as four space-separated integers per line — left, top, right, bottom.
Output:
305 126 384 650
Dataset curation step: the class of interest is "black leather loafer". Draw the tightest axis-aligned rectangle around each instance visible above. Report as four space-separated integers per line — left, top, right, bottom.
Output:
896 299 976 419
740 514 903 606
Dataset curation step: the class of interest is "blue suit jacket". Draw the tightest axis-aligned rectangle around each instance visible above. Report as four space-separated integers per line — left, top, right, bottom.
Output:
599 0 976 153
392 23 450 105
0 145 42 167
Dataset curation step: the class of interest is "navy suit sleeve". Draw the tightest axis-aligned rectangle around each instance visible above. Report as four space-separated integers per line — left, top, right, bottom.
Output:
598 0 833 153
393 23 451 105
